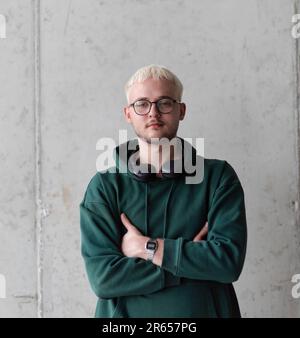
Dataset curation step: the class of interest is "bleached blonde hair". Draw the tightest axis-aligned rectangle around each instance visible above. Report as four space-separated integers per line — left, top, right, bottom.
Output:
124 64 183 103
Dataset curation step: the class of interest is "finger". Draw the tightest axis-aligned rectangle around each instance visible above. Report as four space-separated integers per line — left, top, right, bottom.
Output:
193 222 208 241
199 222 208 237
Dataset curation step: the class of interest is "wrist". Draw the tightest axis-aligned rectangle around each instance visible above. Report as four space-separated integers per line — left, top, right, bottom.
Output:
141 236 151 260
144 237 158 261
152 238 164 267
142 237 164 266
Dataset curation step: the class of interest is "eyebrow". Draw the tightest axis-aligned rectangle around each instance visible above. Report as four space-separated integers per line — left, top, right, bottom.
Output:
134 95 174 101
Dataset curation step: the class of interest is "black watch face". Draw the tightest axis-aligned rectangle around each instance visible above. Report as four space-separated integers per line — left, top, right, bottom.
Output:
146 241 156 250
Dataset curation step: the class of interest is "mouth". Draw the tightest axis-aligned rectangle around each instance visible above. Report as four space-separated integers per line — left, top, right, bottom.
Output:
147 123 164 128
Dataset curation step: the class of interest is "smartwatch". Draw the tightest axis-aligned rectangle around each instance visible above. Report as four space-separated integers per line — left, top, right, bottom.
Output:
145 238 158 261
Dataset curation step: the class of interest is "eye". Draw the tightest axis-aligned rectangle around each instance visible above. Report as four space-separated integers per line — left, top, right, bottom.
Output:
135 100 149 108
159 99 173 107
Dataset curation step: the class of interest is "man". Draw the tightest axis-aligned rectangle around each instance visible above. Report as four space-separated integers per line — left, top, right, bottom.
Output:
80 65 247 318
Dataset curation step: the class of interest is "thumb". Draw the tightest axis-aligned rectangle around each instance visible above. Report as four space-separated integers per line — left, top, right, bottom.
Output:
121 213 141 234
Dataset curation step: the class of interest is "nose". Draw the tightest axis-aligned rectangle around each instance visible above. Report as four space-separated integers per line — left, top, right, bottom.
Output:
148 102 161 118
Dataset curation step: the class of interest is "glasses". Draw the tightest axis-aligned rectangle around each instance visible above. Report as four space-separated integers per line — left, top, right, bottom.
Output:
129 97 180 115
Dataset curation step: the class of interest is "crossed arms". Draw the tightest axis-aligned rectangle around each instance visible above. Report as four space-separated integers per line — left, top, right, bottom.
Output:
120 212 208 267
80 166 247 299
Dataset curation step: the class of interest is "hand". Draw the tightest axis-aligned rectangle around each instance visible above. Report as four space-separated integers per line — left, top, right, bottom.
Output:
120 213 149 259
193 222 208 242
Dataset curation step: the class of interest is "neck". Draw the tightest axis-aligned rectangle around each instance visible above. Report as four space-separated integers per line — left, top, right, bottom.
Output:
137 137 181 172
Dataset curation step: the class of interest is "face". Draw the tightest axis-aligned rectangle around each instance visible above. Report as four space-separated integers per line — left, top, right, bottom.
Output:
124 78 186 144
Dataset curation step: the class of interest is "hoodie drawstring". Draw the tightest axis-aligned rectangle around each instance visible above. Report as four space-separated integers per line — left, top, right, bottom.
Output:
162 181 175 239
145 183 148 235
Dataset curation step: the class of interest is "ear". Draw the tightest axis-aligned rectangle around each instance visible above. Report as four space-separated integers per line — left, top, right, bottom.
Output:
123 106 132 124
179 103 186 120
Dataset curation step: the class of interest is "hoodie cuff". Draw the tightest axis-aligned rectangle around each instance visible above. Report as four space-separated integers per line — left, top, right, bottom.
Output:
161 238 183 276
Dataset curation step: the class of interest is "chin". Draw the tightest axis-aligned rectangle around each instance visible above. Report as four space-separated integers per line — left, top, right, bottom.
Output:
147 133 177 143
136 128 177 144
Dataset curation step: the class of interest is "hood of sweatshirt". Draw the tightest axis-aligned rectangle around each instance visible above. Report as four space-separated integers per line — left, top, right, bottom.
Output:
111 136 203 239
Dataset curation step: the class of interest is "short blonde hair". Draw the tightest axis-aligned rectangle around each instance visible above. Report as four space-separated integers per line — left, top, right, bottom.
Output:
124 64 183 102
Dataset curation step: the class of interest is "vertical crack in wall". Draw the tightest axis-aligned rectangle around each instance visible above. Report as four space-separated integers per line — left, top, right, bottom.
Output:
33 0 43 318
295 1 300 233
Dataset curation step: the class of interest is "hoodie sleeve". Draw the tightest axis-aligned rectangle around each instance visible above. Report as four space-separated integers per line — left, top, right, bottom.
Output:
161 161 247 283
80 173 180 299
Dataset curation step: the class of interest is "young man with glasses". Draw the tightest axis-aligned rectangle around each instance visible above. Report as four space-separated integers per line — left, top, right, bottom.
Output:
80 65 247 318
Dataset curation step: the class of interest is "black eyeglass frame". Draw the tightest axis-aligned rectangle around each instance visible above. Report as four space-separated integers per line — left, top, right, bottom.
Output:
128 97 181 115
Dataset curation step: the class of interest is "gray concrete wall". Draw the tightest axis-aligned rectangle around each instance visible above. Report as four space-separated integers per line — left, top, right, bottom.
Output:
0 0 299 317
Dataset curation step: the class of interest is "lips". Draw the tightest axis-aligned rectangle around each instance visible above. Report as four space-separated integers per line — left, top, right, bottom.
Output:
148 122 163 128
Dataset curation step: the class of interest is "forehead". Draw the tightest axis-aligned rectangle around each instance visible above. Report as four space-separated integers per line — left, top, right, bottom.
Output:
127 78 177 102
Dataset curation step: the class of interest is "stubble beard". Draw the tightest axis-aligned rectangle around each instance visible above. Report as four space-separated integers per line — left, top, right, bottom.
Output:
134 125 179 145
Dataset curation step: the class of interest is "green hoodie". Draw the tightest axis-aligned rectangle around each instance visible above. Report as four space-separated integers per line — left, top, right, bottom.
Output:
80 137 247 318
